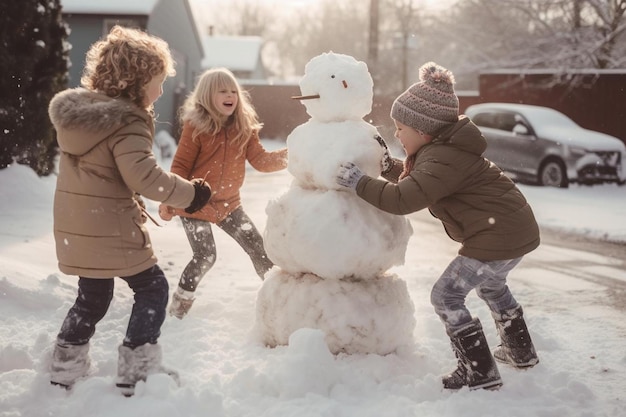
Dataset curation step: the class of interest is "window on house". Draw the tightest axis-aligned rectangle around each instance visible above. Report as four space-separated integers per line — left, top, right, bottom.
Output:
171 48 187 81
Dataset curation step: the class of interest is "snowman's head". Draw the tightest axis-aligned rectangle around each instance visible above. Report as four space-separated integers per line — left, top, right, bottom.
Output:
293 52 373 122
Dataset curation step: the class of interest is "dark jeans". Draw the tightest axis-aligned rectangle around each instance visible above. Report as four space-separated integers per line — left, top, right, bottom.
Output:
56 265 169 348
178 206 273 291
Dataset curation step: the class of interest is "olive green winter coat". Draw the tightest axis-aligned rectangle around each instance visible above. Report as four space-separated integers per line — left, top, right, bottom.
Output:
356 116 540 261
49 88 196 278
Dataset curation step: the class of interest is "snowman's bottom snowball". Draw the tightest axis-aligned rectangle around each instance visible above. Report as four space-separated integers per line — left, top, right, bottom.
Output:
254 268 416 355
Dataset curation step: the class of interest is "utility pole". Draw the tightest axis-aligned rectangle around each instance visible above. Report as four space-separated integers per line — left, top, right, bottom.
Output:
368 0 379 84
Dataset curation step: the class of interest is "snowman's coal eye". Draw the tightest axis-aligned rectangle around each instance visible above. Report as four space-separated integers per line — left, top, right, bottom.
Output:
331 75 335 79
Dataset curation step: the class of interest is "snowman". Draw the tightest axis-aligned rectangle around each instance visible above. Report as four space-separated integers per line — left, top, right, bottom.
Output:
255 52 415 355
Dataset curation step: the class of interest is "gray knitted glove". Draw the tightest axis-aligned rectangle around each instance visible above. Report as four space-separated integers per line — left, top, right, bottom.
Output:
336 162 364 190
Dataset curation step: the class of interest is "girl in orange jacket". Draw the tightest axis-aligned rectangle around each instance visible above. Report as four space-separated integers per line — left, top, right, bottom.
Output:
159 68 288 319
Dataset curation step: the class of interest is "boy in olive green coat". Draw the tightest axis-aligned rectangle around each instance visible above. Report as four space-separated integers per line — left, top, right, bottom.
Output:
337 62 540 391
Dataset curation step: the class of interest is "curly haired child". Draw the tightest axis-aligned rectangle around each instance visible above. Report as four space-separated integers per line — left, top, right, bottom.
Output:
47 25 211 395
159 68 288 319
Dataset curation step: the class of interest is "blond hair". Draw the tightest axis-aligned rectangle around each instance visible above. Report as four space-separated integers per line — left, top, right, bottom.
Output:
81 25 175 111
180 68 262 154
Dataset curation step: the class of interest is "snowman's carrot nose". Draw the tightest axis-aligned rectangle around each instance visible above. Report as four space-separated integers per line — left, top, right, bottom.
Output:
291 94 321 100
342 80 348 88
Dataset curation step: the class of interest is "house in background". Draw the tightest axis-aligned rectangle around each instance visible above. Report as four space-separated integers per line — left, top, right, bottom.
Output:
60 0 204 135
202 34 266 80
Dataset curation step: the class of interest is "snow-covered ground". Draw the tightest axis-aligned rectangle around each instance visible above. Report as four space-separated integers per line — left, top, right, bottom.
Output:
0 140 624 417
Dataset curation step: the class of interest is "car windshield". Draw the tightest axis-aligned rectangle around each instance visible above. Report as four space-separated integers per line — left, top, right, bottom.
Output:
525 107 580 133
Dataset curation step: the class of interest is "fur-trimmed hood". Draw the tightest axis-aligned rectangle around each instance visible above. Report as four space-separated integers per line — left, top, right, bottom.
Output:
49 88 151 156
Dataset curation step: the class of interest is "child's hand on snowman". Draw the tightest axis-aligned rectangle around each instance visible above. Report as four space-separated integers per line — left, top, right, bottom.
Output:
374 135 394 174
336 162 365 190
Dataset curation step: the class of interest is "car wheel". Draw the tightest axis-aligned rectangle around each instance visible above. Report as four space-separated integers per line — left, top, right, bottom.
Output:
539 159 569 188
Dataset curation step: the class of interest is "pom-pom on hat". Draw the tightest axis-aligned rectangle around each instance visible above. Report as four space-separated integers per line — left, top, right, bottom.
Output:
391 61 459 135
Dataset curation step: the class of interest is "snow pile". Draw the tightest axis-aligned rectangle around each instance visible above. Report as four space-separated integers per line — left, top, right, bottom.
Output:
0 147 624 416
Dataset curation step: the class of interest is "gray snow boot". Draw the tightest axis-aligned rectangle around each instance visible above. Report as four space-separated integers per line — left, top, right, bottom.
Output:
50 342 91 389
492 306 539 368
116 343 180 396
168 287 195 319
442 318 503 391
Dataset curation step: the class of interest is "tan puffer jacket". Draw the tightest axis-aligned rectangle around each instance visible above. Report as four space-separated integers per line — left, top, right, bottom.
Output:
49 88 196 278
356 116 540 261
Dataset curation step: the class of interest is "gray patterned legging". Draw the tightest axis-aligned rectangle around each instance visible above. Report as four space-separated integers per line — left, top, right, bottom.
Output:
430 255 523 334
177 207 273 291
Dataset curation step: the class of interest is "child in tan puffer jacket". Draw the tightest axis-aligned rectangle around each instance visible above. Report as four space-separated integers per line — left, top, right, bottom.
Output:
48 25 211 395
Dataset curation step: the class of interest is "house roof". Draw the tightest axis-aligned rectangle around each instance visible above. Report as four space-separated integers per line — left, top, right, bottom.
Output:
201 36 262 72
61 0 159 15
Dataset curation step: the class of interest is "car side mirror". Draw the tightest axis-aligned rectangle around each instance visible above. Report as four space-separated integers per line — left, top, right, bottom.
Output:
513 123 530 135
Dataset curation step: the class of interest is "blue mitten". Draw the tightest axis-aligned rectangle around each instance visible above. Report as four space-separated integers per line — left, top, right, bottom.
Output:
336 162 364 190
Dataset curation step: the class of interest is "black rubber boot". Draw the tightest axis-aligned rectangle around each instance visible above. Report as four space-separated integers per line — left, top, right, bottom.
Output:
492 306 539 368
442 318 503 391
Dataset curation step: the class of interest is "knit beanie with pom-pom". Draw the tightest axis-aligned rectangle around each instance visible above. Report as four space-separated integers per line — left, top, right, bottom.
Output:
391 62 459 135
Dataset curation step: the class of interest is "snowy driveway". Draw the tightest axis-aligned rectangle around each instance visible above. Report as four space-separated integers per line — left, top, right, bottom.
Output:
529 228 626 312
1 163 624 417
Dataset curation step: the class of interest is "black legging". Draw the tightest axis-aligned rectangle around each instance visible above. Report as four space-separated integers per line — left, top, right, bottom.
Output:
57 265 169 348
178 207 273 291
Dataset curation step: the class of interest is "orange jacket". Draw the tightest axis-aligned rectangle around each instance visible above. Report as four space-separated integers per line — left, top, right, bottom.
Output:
171 122 288 223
